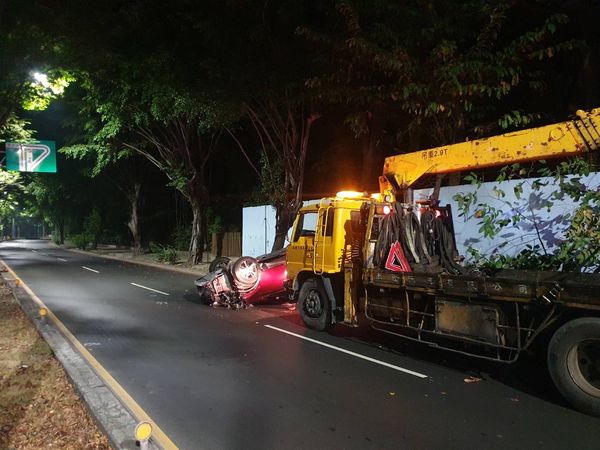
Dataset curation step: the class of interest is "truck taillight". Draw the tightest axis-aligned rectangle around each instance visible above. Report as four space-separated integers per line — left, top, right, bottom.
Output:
375 204 392 215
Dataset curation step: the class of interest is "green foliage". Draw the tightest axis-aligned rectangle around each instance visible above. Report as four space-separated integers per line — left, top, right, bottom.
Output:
298 1 580 146
22 70 75 111
466 246 560 272
0 169 21 218
82 208 103 250
25 175 73 243
0 115 36 142
70 233 90 250
7 1 594 265
170 226 191 251
0 2 67 131
148 242 178 264
252 150 286 207
498 111 542 130
61 143 126 177
155 245 179 265
148 242 163 254
207 208 224 235
557 206 600 271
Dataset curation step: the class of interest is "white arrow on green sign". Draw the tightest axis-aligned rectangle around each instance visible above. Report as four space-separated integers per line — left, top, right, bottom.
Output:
5 140 57 173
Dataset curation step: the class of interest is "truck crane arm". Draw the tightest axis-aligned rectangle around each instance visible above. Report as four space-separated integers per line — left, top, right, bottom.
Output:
379 108 600 197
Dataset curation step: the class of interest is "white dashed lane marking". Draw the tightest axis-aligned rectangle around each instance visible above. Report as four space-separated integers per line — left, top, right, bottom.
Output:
130 282 170 296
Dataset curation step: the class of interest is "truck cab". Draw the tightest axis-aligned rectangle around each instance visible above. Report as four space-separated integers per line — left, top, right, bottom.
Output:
287 193 372 329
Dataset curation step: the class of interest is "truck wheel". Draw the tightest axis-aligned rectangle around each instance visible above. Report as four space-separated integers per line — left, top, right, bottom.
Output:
298 278 331 331
209 257 230 273
547 317 600 416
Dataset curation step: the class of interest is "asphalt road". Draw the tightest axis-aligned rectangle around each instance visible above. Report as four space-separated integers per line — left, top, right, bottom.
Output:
2 239 599 450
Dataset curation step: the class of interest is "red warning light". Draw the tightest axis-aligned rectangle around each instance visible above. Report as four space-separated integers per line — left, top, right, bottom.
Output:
383 205 391 215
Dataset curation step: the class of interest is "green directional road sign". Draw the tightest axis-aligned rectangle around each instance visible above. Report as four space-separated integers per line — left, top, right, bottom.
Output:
5 140 57 173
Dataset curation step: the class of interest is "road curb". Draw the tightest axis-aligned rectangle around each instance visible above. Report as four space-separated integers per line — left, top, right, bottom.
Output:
61 246 210 276
1 266 161 450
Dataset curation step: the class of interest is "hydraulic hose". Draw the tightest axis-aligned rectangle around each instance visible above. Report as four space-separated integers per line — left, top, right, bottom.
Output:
374 204 465 274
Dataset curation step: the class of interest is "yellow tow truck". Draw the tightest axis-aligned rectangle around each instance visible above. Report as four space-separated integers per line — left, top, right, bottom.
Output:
286 108 600 416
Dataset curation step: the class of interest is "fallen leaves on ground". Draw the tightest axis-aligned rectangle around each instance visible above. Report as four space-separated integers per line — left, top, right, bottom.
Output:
0 281 112 449
464 375 482 384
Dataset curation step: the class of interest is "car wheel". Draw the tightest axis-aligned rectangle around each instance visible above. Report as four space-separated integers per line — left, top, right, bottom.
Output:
232 256 259 290
209 256 231 273
547 317 600 416
298 278 331 331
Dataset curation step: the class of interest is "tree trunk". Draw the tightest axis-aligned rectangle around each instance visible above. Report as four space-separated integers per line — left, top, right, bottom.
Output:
130 123 220 265
431 174 445 202
187 177 209 265
242 101 319 253
127 181 142 256
55 219 65 245
270 111 319 252
272 204 294 252
188 199 205 265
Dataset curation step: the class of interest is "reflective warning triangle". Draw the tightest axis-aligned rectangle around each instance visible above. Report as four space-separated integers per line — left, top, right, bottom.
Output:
384 241 412 272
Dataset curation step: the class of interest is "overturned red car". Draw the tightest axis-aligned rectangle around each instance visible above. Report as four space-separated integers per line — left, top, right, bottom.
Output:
194 248 289 308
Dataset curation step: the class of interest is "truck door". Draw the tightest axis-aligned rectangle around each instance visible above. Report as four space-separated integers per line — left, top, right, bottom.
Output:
286 210 318 279
314 206 334 274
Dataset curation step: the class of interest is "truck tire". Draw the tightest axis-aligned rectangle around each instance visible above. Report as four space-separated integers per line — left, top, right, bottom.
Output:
298 278 331 331
547 317 600 416
209 256 231 273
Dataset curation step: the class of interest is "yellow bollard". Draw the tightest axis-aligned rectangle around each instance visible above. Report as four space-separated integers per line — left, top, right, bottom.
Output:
135 421 153 450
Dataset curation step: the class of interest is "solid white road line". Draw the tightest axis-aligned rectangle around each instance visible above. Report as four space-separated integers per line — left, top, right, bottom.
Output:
130 282 170 296
57 257 68 262
82 266 100 273
264 324 428 379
